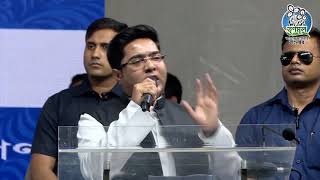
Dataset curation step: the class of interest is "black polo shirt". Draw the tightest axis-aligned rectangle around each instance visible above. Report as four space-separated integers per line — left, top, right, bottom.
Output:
31 79 129 174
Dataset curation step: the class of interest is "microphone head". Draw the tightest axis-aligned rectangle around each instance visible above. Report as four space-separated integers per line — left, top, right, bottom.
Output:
148 76 159 86
282 128 296 141
141 76 159 112
148 75 158 80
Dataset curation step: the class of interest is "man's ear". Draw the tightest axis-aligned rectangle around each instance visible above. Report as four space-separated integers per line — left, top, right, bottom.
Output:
112 69 123 80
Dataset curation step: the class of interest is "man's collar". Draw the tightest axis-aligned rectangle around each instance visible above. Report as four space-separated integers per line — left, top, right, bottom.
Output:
71 79 128 101
314 88 320 101
71 78 94 97
267 87 288 105
154 95 166 110
267 87 320 106
72 79 166 107
110 83 130 102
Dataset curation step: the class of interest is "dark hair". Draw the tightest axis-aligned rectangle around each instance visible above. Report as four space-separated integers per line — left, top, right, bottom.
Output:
85 18 128 40
165 73 183 103
107 24 161 70
281 26 320 51
69 73 87 88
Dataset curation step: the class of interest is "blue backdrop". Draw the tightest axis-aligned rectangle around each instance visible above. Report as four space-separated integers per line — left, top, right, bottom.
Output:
0 0 104 179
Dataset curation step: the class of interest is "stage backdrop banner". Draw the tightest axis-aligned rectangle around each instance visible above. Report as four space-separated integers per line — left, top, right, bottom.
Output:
0 0 104 179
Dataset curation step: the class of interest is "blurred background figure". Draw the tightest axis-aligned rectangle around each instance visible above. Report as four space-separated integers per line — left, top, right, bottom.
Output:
165 73 183 103
69 73 87 88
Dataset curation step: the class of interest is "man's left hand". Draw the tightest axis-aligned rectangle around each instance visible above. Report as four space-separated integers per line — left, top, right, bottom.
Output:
181 73 219 136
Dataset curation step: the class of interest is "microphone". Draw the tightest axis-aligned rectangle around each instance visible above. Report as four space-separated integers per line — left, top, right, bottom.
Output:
240 126 299 179
292 107 300 129
282 128 300 144
141 76 158 112
262 126 299 145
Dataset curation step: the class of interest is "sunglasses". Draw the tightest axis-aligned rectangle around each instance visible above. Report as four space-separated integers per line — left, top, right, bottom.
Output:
280 51 320 66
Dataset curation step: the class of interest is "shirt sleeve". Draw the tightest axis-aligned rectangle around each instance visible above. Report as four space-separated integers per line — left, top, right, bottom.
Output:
107 100 157 147
77 101 157 179
235 108 260 147
31 96 59 158
198 120 242 180
198 120 236 146
77 113 107 180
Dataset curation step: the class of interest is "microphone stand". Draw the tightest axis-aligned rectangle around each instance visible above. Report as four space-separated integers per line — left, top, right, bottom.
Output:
241 125 298 179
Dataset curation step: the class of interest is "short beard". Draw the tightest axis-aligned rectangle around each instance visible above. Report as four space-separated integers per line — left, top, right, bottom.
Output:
90 73 113 82
285 78 320 89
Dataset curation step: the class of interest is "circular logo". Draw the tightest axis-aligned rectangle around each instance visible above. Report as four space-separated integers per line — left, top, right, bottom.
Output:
281 4 312 37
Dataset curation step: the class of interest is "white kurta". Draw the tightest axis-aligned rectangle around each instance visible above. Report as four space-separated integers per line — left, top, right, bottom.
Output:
77 100 241 180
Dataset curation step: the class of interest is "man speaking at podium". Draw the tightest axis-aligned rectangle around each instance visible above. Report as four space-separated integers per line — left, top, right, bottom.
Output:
77 25 240 180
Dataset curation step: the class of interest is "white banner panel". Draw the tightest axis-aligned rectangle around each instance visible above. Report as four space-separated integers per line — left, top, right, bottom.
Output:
0 29 86 107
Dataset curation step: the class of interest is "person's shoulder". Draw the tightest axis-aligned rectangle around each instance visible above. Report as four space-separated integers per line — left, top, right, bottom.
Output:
247 99 272 113
163 99 194 122
164 99 184 111
246 90 283 114
51 79 91 100
42 87 79 109
241 96 278 124
48 88 74 101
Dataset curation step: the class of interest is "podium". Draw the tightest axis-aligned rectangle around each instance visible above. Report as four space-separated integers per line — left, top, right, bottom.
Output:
58 124 296 180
